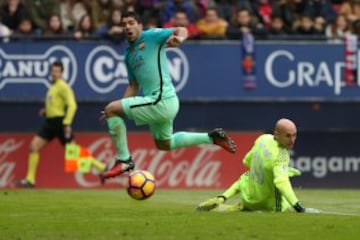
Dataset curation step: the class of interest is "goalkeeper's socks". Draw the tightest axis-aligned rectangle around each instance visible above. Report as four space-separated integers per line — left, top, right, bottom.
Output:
170 132 211 149
107 117 130 160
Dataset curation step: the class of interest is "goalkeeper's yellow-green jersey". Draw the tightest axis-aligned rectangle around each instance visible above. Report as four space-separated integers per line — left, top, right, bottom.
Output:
45 78 77 125
223 134 299 212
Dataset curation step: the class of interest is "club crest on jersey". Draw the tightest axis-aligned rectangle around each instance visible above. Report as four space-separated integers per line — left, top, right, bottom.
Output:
139 42 145 50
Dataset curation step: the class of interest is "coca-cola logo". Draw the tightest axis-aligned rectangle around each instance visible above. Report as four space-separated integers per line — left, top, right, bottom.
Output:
74 137 223 188
0 138 23 187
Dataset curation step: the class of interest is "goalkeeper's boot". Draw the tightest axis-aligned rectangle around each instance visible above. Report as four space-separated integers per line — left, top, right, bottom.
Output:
209 128 236 153
16 179 35 188
100 158 135 184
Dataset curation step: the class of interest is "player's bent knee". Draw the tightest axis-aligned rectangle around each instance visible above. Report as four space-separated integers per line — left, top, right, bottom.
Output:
104 103 117 117
104 101 125 118
154 140 171 151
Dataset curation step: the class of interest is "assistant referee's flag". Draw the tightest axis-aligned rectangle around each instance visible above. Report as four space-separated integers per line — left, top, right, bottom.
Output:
64 143 94 173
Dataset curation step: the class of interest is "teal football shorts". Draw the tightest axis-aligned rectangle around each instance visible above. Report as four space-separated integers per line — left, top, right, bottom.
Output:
121 95 179 140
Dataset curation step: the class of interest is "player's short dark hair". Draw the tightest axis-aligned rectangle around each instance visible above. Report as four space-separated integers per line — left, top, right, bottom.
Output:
122 11 142 24
51 60 64 72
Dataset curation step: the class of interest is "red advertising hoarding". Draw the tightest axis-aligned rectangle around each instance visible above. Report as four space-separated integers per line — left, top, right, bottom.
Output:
0 132 260 189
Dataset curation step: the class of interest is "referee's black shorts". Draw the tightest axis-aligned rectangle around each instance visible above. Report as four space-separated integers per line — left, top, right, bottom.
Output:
37 117 73 145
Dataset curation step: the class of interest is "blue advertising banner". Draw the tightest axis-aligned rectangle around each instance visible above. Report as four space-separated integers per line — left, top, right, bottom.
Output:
291 132 360 188
0 41 359 101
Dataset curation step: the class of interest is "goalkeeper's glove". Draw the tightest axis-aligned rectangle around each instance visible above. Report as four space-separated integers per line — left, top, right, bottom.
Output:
293 202 321 213
288 167 301 178
196 196 226 211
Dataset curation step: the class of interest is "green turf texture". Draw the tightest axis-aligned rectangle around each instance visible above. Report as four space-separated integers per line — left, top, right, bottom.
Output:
0 189 359 240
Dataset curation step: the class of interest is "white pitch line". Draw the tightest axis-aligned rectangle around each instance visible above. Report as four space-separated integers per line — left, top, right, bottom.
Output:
320 210 360 216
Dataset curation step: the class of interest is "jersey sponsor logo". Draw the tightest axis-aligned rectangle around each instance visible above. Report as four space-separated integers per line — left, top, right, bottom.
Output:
264 49 360 95
85 46 189 93
0 45 77 89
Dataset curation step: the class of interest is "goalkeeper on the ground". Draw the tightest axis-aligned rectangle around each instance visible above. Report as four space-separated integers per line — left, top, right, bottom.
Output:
196 118 319 213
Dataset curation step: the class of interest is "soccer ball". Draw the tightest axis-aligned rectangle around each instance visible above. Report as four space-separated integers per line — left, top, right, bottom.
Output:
127 170 156 200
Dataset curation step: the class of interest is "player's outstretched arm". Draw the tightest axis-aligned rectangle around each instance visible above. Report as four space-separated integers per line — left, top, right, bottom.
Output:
196 196 226 211
196 177 241 211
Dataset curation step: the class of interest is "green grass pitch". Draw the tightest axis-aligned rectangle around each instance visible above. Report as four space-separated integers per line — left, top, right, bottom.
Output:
1 189 359 240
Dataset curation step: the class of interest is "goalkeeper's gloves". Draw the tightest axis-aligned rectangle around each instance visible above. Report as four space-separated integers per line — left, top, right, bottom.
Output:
293 202 321 213
196 196 226 211
288 167 301 178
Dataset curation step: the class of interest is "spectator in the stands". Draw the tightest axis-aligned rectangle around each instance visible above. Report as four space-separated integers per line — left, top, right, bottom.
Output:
325 13 350 42
137 0 162 25
25 0 60 31
226 7 267 40
163 10 201 39
268 14 291 38
214 0 235 23
70 0 92 29
0 11 11 41
59 0 78 32
161 0 198 26
12 16 37 39
339 0 360 24
43 13 66 37
272 0 299 33
90 0 114 29
303 0 336 34
304 0 337 23
121 0 140 13
194 0 216 19
95 7 124 42
251 0 273 29
196 7 228 39
73 13 95 40
294 14 323 36
0 0 29 32
144 17 159 29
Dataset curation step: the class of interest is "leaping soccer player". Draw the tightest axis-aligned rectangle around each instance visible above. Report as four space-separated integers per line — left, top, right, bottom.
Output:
100 11 236 183
197 118 320 213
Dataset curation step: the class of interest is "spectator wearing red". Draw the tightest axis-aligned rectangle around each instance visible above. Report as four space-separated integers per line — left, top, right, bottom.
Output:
163 10 200 39
251 0 273 29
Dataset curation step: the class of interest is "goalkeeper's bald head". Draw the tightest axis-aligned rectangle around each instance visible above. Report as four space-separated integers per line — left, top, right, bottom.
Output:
274 118 297 149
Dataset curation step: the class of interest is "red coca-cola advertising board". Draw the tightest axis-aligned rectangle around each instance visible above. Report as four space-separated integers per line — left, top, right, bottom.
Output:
0 132 260 189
